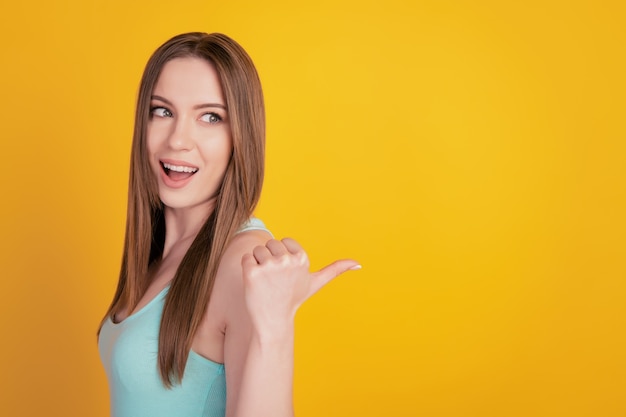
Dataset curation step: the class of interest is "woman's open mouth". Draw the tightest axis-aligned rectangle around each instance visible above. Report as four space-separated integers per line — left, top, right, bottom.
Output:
159 161 199 189
161 161 199 181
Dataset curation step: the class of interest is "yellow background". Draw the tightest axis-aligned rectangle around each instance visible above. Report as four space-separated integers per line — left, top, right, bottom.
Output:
1 1 624 416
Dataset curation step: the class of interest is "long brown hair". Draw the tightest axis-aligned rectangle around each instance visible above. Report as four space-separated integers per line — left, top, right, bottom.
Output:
99 32 265 387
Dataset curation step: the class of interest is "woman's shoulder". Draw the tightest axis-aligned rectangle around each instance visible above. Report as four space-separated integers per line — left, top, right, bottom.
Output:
209 218 273 318
195 219 273 357
221 217 273 271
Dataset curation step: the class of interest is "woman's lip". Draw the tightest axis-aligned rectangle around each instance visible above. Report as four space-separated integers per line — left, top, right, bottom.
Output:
159 162 196 189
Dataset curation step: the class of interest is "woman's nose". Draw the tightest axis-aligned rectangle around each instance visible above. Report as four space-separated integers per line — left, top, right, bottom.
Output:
167 118 194 150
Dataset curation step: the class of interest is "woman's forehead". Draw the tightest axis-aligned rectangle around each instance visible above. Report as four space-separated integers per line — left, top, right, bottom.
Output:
152 57 225 107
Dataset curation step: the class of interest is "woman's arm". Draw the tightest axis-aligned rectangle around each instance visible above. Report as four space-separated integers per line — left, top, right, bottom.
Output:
220 234 359 417
233 237 360 417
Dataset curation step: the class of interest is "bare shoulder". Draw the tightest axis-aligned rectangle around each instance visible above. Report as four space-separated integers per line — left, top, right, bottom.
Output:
192 229 272 363
211 229 272 321
221 229 273 273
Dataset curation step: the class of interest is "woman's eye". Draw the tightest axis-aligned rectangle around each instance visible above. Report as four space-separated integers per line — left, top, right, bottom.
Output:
151 107 172 118
200 113 222 124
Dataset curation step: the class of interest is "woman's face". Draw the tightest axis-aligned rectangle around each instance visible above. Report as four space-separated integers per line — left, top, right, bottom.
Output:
147 57 232 214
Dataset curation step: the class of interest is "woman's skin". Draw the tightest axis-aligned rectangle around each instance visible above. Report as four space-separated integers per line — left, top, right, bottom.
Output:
116 56 360 417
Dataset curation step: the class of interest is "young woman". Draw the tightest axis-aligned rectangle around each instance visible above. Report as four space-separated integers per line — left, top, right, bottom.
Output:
97 32 359 417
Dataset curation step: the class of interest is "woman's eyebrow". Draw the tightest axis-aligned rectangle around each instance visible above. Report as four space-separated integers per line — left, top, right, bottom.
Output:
151 95 226 110
193 103 227 110
151 95 172 105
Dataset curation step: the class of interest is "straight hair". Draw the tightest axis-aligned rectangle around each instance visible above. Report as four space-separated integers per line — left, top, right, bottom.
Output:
99 32 265 387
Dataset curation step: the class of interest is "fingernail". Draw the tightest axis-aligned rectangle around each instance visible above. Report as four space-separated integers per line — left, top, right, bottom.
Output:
349 264 362 270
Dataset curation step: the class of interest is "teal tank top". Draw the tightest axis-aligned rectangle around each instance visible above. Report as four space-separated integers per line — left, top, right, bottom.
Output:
98 218 271 417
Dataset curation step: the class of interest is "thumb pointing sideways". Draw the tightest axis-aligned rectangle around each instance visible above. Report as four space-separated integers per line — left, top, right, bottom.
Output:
310 259 362 295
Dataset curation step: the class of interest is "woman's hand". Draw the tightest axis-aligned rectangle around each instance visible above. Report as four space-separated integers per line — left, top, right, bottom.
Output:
241 238 360 335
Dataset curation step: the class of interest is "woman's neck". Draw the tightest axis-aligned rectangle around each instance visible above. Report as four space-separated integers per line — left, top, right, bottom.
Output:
162 200 216 258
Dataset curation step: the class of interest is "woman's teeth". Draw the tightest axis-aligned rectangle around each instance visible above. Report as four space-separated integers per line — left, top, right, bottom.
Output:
163 162 198 173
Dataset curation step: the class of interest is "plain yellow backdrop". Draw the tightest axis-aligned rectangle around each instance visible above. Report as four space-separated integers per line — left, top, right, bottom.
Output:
1 1 624 416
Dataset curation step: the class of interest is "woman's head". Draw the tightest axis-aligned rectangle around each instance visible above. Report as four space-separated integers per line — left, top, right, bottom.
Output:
131 32 265 217
147 56 233 213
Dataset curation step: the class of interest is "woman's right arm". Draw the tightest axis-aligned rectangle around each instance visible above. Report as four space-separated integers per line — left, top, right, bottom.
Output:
222 235 359 417
236 238 359 417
